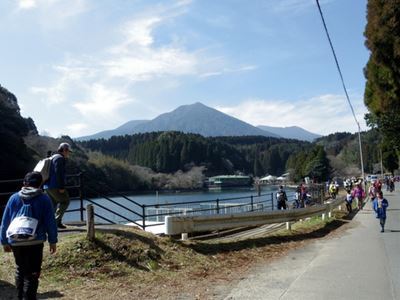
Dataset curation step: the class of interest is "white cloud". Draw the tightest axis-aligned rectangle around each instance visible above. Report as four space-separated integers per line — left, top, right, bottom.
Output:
31 61 95 104
122 18 162 48
104 13 200 82
199 65 257 78
18 0 36 9
16 0 88 26
215 94 368 135
73 84 133 118
66 123 88 136
104 47 198 81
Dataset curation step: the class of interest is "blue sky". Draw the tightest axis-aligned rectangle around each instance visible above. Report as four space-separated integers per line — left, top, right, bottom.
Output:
0 0 369 138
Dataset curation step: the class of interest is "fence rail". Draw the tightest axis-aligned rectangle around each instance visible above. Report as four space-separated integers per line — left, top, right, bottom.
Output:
1 175 326 233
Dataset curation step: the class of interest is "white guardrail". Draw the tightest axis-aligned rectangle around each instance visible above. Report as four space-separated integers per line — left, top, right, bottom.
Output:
165 198 344 235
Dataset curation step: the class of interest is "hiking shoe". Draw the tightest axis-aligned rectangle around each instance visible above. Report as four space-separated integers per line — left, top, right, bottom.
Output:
57 223 67 229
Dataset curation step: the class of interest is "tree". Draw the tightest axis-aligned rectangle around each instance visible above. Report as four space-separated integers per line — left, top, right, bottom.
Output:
364 1 400 149
304 146 331 182
382 146 399 174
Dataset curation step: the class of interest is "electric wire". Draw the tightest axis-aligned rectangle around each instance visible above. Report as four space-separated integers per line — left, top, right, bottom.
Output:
315 0 360 128
315 0 365 180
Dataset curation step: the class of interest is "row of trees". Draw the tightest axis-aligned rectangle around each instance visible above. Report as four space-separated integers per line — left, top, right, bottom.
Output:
80 131 333 182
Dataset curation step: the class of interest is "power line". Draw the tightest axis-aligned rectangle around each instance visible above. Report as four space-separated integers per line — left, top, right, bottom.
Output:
315 0 358 125
315 0 365 180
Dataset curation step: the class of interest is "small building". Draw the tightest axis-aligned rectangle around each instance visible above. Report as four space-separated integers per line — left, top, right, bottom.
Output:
206 175 252 189
276 173 290 182
259 175 277 184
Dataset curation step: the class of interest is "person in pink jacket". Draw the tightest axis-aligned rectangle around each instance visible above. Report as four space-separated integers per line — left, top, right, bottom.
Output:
352 183 366 210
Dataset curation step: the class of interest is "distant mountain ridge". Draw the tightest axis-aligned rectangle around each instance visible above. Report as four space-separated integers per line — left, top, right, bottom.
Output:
77 102 278 140
78 120 148 141
132 102 278 137
76 102 320 141
257 125 321 142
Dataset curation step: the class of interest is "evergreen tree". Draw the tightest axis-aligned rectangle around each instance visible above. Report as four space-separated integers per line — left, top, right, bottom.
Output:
364 1 400 149
382 146 399 174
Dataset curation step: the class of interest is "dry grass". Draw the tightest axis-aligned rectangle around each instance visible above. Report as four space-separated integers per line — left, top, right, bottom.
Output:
0 210 354 300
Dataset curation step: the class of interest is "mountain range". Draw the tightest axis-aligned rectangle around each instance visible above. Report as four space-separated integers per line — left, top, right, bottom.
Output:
76 102 321 142
257 125 321 142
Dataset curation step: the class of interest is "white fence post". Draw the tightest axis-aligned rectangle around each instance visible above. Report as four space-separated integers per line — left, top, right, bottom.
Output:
286 222 291 231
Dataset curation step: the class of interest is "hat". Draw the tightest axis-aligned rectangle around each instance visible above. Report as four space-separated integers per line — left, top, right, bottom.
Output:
23 172 43 188
58 142 73 153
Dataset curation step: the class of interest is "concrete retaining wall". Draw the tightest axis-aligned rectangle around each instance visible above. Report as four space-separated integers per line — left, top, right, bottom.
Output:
165 198 344 235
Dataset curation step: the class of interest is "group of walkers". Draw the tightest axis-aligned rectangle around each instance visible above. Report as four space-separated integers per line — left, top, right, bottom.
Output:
276 183 309 210
1 142 72 300
344 182 366 212
277 176 393 234
344 177 391 233
384 176 396 192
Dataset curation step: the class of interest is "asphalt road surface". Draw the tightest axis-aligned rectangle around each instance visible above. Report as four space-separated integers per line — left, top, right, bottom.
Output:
224 183 400 300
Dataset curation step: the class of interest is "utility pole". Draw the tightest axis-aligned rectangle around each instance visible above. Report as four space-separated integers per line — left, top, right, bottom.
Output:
380 147 384 177
357 123 365 182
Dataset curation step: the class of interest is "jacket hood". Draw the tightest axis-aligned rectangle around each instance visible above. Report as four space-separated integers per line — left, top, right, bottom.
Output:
18 187 43 200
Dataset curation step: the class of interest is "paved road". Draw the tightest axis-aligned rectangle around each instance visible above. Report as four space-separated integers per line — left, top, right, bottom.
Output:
224 184 400 300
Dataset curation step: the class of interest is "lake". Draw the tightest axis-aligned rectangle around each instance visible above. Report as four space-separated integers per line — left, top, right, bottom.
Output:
64 185 296 225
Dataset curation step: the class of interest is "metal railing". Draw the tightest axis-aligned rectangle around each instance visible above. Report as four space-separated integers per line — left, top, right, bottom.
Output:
0 173 84 218
1 175 326 232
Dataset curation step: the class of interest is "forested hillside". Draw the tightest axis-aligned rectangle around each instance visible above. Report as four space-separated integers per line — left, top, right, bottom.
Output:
0 85 36 180
315 130 398 176
79 132 331 180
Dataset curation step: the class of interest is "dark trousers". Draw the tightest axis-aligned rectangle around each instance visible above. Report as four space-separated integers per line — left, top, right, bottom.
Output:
345 201 352 213
380 217 386 230
277 200 287 210
11 243 44 300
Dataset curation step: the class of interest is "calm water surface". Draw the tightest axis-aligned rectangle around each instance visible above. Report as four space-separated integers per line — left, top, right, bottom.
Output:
64 185 295 224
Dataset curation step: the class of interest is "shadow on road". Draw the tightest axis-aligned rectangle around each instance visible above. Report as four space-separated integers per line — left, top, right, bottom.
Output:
342 208 358 221
0 280 63 299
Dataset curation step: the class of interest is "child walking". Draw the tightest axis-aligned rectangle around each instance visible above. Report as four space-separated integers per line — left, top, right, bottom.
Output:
345 191 353 213
372 191 389 233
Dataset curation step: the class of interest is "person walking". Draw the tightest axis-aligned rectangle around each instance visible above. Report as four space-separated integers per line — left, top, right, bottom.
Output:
44 142 72 229
1 172 58 300
300 183 308 208
276 185 288 210
345 191 353 213
389 178 395 192
352 183 365 210
329 181 337 199
368 184 377 206
294 185 302 209
372 191 389 232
